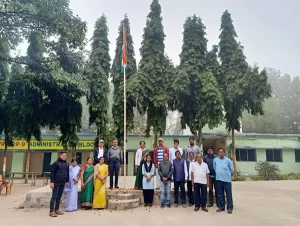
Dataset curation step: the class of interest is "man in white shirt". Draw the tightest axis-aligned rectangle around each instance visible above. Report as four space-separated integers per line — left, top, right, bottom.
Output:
186 152 195 206
191 153 210 212
169 139 183 162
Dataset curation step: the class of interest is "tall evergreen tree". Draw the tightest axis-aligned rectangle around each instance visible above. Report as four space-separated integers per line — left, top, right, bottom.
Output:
111 15 137 144
218 10 271 176
87 14 111 139
173 15 223 148
131 0 169 145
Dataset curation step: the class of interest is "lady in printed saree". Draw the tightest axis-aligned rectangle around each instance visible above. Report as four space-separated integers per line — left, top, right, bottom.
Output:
142 155 155 207
65 159 81 212
134 141 149 189
92 157 108 209
80 157 94 209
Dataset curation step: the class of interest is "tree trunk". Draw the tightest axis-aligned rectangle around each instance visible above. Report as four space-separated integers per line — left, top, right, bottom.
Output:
231 129 237 177
3 137 7 178
25 141 31 183
197 127 203 153
72 146 77 160
153 133 158 148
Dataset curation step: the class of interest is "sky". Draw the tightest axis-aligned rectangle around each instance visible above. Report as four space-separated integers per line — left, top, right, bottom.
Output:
26 0 300 76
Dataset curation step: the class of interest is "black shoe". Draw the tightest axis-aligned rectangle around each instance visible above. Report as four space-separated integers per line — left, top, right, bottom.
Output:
228 210 233 214
115 186 119 189
202 207 208 212
109 187 113 190
167 204 171 208
207 204 213 207
161 204 165 209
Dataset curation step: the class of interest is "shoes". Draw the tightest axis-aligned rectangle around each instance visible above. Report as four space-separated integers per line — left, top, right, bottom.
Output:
109 187 113 190
207 204 213 207
167 204 171 208
216 208 225 212
115 186 119 189
161 204 165 209
182 204 187 208
228 210 233 214
194 207 199 212
174 204 178 208
202 208 208 212
49 212 57 217
55 210 64 215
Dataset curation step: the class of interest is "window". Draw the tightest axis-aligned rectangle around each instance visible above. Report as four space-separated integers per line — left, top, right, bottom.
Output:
76 152 82 165
295 149 300 162
266 149 282 162
236 149 256 161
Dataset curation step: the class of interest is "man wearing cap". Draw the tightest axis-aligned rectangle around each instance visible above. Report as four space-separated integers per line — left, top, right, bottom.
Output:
93 139 107 165
153 138 169 190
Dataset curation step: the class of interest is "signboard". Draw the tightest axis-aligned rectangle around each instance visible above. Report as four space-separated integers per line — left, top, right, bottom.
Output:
0 140 94 151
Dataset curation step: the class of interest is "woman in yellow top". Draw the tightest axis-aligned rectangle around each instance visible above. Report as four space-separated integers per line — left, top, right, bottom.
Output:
93 157 108 209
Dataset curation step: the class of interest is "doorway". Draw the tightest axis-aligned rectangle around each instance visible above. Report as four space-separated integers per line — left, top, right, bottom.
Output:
42 152 52 173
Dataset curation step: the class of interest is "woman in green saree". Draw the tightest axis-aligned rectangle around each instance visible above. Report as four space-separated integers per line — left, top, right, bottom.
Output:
80 157 94 209
134 141 150 189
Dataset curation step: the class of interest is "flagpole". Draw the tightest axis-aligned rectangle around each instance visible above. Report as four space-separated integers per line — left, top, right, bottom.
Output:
123 65 127 188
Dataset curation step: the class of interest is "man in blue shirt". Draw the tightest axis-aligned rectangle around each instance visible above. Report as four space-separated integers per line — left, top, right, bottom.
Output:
213 148 234 214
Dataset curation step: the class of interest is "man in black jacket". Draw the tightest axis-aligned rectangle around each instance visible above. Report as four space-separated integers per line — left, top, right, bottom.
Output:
49 151 69 217
203 147 218 207
93 139 107 165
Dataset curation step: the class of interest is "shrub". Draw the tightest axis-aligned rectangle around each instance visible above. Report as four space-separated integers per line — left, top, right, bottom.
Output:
232 176 246 181
254 161 280 180
250 175 264 181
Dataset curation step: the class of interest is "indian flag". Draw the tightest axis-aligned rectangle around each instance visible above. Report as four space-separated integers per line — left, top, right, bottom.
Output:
121 24 127 73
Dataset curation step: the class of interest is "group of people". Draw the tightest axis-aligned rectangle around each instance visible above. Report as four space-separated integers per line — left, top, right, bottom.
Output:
135 137 234 214
49 139 122 217
48 137 234 217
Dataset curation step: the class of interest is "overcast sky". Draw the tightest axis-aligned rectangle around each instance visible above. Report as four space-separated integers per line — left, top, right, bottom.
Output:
65 0 299 77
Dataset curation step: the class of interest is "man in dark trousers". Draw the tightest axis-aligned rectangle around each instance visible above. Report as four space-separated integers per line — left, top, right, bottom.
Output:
93 139 107 165
186 152 195 207
49 151 69 217
173 150 188 208
107 139 123 189
203 147 218 207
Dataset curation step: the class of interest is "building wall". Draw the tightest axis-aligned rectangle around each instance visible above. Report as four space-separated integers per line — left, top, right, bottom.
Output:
29 152 44 173
229 136 300 175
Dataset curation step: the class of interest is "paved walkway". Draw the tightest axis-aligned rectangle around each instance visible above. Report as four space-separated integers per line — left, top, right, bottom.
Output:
0 179 300 226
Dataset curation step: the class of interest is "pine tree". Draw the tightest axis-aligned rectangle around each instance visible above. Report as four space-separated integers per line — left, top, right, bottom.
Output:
218 10 271 176
87 14 111 139
111 15 137 144
173 15 223 148
133 0 169 145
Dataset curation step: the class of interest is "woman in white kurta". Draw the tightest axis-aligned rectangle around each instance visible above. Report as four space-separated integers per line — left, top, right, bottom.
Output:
142 155 155 207
65 159 81 212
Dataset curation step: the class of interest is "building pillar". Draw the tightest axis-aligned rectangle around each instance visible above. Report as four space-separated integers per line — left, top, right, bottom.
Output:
127 152 134 176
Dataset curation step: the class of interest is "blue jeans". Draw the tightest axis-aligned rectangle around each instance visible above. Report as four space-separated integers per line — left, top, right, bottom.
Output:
216 180 233 210
160 180 171 205
49 184 64 212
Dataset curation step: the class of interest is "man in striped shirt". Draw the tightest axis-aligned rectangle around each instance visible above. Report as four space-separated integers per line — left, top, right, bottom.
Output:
153 138 169 190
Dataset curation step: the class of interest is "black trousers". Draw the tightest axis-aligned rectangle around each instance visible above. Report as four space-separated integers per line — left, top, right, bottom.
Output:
187 180 194 204
49 184 64 212
194 183 207 208
174 181 186 204
143 189 154 204
109 162 120 188
208 177 218 205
